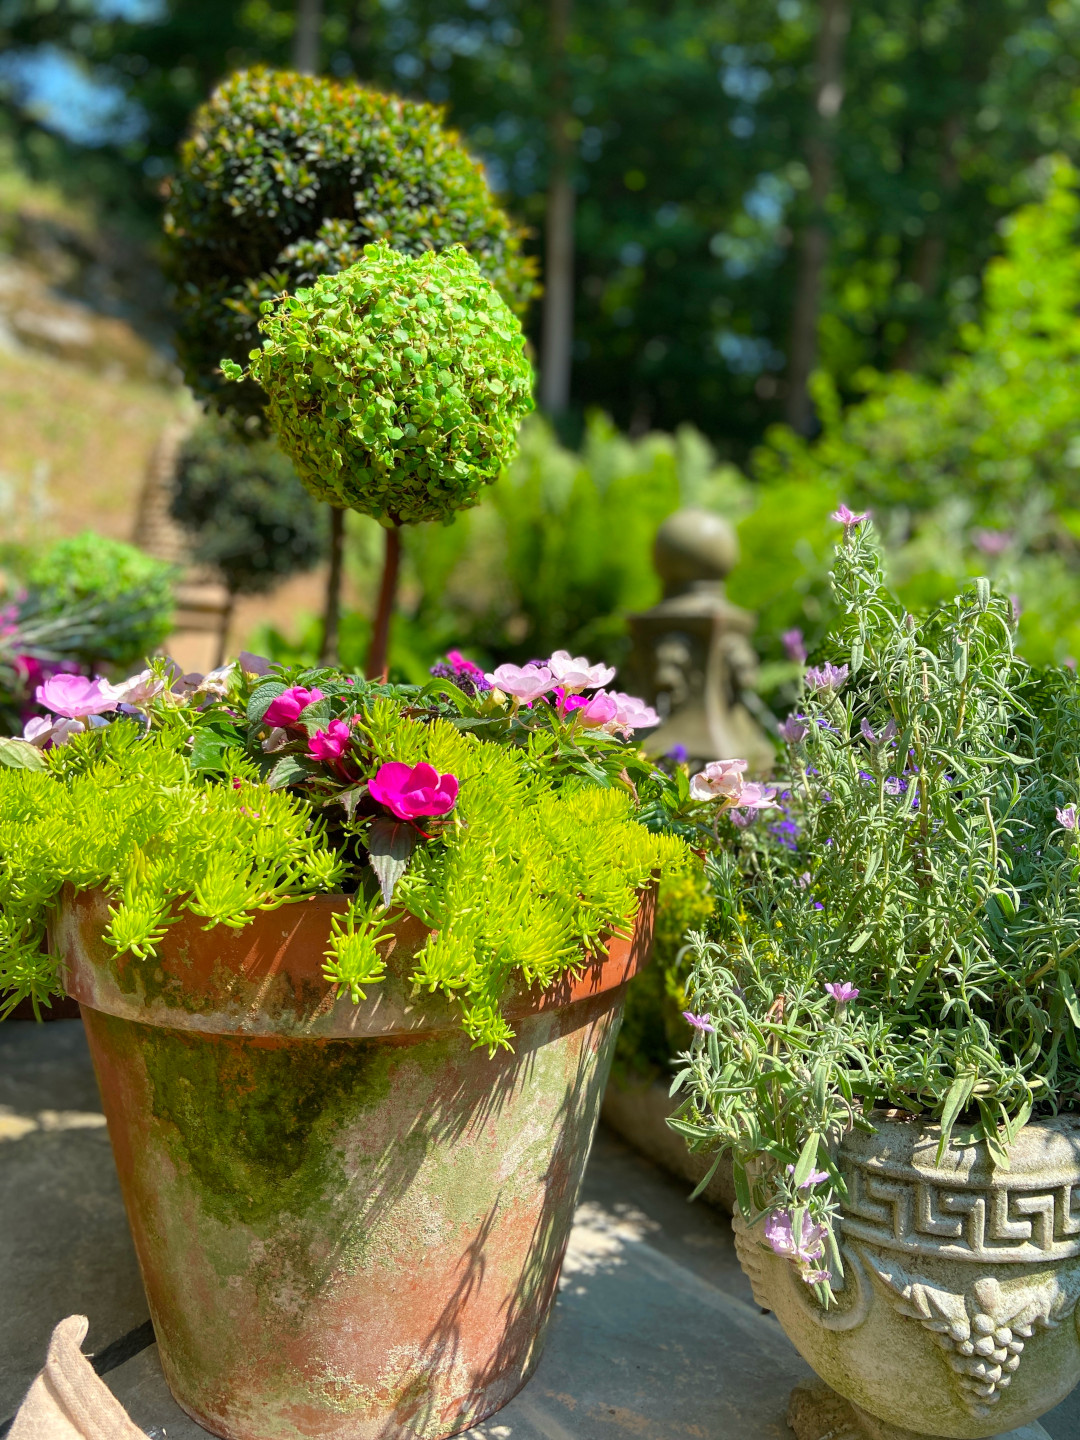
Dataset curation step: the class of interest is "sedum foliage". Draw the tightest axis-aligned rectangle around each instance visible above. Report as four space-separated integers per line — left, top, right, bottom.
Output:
229 241 534 526
675 521 1080 1280
163 67 537 419
0 670 688 1048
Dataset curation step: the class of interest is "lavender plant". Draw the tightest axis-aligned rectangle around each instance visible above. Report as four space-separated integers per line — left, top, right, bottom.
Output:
673 511 1080 1296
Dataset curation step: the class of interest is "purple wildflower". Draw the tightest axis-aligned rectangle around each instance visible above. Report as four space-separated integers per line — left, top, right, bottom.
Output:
769 818 800 851
431 650 492 698
782 628 807 664
764 1209 826 1264
805 663 849 696
972 528 1012 557
787 1164 830 1189
778 714 809 745
802 1269 832 1285
683 1012 716 1033
860 717 898 746
1010 594 1022 624
666 743 689 765
830 503 868 530
1057 806 1079 832
825 982 859 1004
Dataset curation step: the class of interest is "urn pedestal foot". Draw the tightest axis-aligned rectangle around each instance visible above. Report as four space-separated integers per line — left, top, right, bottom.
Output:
787 1382 1052 1440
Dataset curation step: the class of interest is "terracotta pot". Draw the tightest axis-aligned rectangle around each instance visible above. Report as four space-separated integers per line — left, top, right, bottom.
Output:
56 885 655 1440
733 1113 1080 1440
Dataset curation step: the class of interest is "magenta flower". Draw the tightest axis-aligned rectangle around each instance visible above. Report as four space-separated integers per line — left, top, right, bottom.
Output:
782 628 807 664
972 528 1012 557
825 981 859 1004
860 717 897 745
805 662 849 695
787 1164 830 1189
545 650 617 692
308 719 353 762
368 761 459 821
263 686 324 729
574 690 619 726
778 714 809 744
830 503 868 530
764 1209 826 1264
1057 805 1079 832
682 1011 716 1032
485 663 555 702
689 758 748 802
36 674 120 719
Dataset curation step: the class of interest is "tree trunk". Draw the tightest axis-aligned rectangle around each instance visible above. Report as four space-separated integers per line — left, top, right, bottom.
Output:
366 525 402 682
539 0 575 415
293 0 322 74
320 507 345 666
784 0 850 436
213 591 236 671
893 114 962 372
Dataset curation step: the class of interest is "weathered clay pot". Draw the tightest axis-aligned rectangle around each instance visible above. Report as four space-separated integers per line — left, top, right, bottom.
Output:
734 1113 1080 1440
56 885 655 1440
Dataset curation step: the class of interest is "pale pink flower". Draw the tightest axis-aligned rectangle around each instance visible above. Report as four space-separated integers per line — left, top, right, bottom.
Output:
485 663 555 702
607 690 660 734
764 1209 826 1264
787 1164 830 1189
36 674 120 719
112 668 167 708
574 690 620 727
23 714 90 748
779 714 809 744
545 650 617 692
1057 805 1079 832
689 758 748 802
972 528 1012 556
736 782 778 812
683 1011 716 1032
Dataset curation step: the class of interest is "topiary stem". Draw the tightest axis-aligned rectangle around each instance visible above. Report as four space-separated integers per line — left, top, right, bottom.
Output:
366 525 401 681
320 507 346 665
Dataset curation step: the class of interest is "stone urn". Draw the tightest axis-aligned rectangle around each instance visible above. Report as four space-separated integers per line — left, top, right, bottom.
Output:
733 1113 1080 1440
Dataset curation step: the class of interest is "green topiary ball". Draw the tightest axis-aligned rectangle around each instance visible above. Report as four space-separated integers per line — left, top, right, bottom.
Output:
164 67 538 420
227 241 535 527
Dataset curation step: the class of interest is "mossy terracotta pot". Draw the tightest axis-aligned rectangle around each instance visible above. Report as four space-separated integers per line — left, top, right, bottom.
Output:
56 885 655 1440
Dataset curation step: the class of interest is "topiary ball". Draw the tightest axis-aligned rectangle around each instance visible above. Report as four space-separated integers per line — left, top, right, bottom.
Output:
227 241 534 527
164 67 538 419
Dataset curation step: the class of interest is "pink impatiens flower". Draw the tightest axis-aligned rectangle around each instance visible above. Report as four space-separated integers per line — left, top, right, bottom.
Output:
574 690 619 726
368 762 459 821
607 691 660 734
308 719 353 762
36 674 120 719
546 650 617 692
485 664 555 703
689 758 748 802
764 1209 826 1265
264 686 324 729
111 668 167 709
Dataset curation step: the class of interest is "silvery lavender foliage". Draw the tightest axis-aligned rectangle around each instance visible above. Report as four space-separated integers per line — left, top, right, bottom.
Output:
672 520 1080 1292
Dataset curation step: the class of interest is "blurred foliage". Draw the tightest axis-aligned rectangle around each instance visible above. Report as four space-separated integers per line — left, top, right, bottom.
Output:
25 532 174 668
612 866 714 1085
746 156 1080 667
3 2 1080 447
171 417 326 600
164 67 537 417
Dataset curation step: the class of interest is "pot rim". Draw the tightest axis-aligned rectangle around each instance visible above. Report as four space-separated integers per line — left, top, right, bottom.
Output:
55 882 656 1040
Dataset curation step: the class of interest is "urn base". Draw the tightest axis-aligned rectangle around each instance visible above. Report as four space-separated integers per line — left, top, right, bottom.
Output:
788 1382 1052 1440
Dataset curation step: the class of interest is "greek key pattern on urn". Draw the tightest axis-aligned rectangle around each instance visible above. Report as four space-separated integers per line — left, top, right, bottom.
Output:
841 1157 1080 1261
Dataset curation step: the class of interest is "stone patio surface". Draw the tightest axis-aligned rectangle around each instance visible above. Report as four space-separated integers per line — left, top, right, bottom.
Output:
4 1019 1080 1440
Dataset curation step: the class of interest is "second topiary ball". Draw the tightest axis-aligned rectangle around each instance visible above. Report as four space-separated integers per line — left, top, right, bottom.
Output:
230 241 534 527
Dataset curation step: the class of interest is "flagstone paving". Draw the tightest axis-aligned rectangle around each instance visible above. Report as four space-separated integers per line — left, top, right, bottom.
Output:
4 1019 1080 1439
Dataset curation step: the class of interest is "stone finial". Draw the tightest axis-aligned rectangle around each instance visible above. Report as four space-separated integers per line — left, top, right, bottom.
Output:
654 508 739 597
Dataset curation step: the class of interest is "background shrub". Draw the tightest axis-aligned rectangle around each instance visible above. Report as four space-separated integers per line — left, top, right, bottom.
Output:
163 66 538 419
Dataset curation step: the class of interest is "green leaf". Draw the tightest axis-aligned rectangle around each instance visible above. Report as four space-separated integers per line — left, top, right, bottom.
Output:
367 818 419 906
1059 968 1080 1028
732 1160 752 1220
936 1074 977 1161
792 1132 820 1188
847 929 873 954
190 729 232 772
248 682 285 726
688 1152 723 1201
0 737 46 771
268 755 319 789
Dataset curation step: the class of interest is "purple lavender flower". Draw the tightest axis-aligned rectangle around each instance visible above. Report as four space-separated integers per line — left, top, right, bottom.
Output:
431 650 492 698
825 982 859 1004
683 1012 716 1032
805 663 849 696
764 1209 826 1264
779 714 809 745
786 1164 830 1189
830 503 868 530
1010 594 1022 624
1057 806 1079 832
666 743 689 765
769 818 800 851
802 1268 832 1285
860 717 898 746
782 628 807 664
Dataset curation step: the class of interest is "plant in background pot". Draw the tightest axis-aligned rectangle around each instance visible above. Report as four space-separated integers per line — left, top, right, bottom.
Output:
0 643 686 1440
673 512 1080 1440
